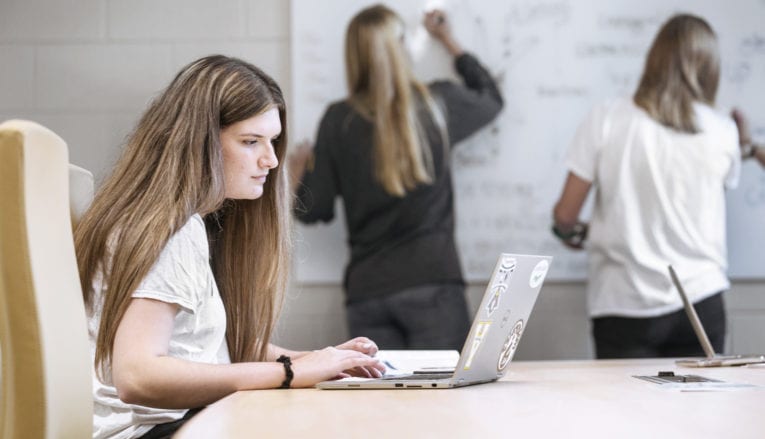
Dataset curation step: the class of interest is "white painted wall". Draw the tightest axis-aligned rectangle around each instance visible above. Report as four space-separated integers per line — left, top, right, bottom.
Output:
1 0 762 360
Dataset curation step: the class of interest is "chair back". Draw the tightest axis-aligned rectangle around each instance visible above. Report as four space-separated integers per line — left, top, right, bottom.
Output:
0 119 92 439
69 164 94 228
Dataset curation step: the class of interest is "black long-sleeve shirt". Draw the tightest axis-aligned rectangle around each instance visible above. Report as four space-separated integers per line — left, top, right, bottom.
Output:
295 53 503 303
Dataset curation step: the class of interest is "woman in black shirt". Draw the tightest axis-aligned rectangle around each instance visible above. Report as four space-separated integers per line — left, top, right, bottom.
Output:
290 5 503 349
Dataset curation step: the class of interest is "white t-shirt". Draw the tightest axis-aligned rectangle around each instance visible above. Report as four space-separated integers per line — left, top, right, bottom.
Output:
88 214 229 439
566 98 740 318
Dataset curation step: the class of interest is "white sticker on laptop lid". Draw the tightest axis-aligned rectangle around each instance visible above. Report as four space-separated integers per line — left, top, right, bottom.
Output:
463 321 491 370
496 256 517 285
497 319 524 371
529 259 549 288
486 284 506 317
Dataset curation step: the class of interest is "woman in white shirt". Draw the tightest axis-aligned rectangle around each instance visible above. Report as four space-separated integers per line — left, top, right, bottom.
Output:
552 15 740 359
76 55 385 439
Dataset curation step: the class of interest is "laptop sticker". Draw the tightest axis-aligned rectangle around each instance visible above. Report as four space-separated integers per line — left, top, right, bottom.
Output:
529 259 549 288
486 257 516 317
463 321 492 370
497 319 524 371
497 256 517 285
486 284 506 317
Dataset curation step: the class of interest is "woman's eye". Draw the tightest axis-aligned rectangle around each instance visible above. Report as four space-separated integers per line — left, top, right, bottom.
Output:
243 139 258 146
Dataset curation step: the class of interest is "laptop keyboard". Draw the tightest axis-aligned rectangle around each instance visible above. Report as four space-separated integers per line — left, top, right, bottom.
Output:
382 373 452 381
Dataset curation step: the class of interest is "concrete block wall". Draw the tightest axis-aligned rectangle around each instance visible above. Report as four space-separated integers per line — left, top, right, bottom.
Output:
0 0 289 183
277 281 765 360
1 0 762 360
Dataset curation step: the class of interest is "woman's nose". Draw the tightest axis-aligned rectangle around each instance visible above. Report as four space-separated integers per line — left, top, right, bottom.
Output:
259 143 279 169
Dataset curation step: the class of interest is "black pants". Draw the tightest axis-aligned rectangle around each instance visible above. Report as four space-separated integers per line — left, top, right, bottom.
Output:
140 407 204 439
592 292 726 359
346 283 471 351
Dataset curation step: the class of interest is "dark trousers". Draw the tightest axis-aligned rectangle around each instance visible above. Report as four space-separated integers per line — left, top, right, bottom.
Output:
346 283 471 351
140 407 204 439
592 292 726 359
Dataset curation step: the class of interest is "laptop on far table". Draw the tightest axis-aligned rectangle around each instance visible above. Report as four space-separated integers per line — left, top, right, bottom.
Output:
317 253 552 389
668 265 765 367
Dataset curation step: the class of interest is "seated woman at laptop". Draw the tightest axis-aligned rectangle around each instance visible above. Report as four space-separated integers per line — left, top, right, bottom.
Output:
551 14 739 359
75 55 385 439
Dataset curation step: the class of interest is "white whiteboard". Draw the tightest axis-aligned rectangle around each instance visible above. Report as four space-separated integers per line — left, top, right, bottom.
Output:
290 0 765 282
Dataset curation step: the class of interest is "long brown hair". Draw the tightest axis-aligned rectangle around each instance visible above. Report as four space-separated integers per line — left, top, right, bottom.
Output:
633 14 720 133
345 4 447 196
76 55 291 375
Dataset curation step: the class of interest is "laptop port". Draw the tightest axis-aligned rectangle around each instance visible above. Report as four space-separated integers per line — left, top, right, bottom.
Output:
395 383 403 388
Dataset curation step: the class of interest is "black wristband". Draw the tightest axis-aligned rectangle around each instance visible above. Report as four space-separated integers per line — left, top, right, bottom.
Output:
276 355 293 389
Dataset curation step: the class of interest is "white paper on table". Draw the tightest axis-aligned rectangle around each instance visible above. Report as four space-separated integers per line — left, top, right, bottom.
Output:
375 350 460 377
672 382 760 392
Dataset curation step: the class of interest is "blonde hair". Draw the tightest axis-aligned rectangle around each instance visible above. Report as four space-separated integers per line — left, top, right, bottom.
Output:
633 14 720 133
345 4 447 196
76 55 291 374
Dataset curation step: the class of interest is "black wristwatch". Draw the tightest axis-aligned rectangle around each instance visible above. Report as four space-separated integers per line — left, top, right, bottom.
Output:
552 222 588 247
742 143 760 159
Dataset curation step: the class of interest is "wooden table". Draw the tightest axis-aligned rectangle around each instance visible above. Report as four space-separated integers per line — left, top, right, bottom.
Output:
175 359 765 438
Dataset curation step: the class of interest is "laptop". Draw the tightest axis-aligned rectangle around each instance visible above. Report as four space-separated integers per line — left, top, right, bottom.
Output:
668 265 765 367
317 253 552 389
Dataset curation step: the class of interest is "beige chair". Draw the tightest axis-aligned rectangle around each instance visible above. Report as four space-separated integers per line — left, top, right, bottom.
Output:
69 164 95 229
0 120 92 438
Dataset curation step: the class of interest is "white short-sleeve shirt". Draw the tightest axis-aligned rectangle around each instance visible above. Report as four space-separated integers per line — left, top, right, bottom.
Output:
88 214 229 439
566 98 740 318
